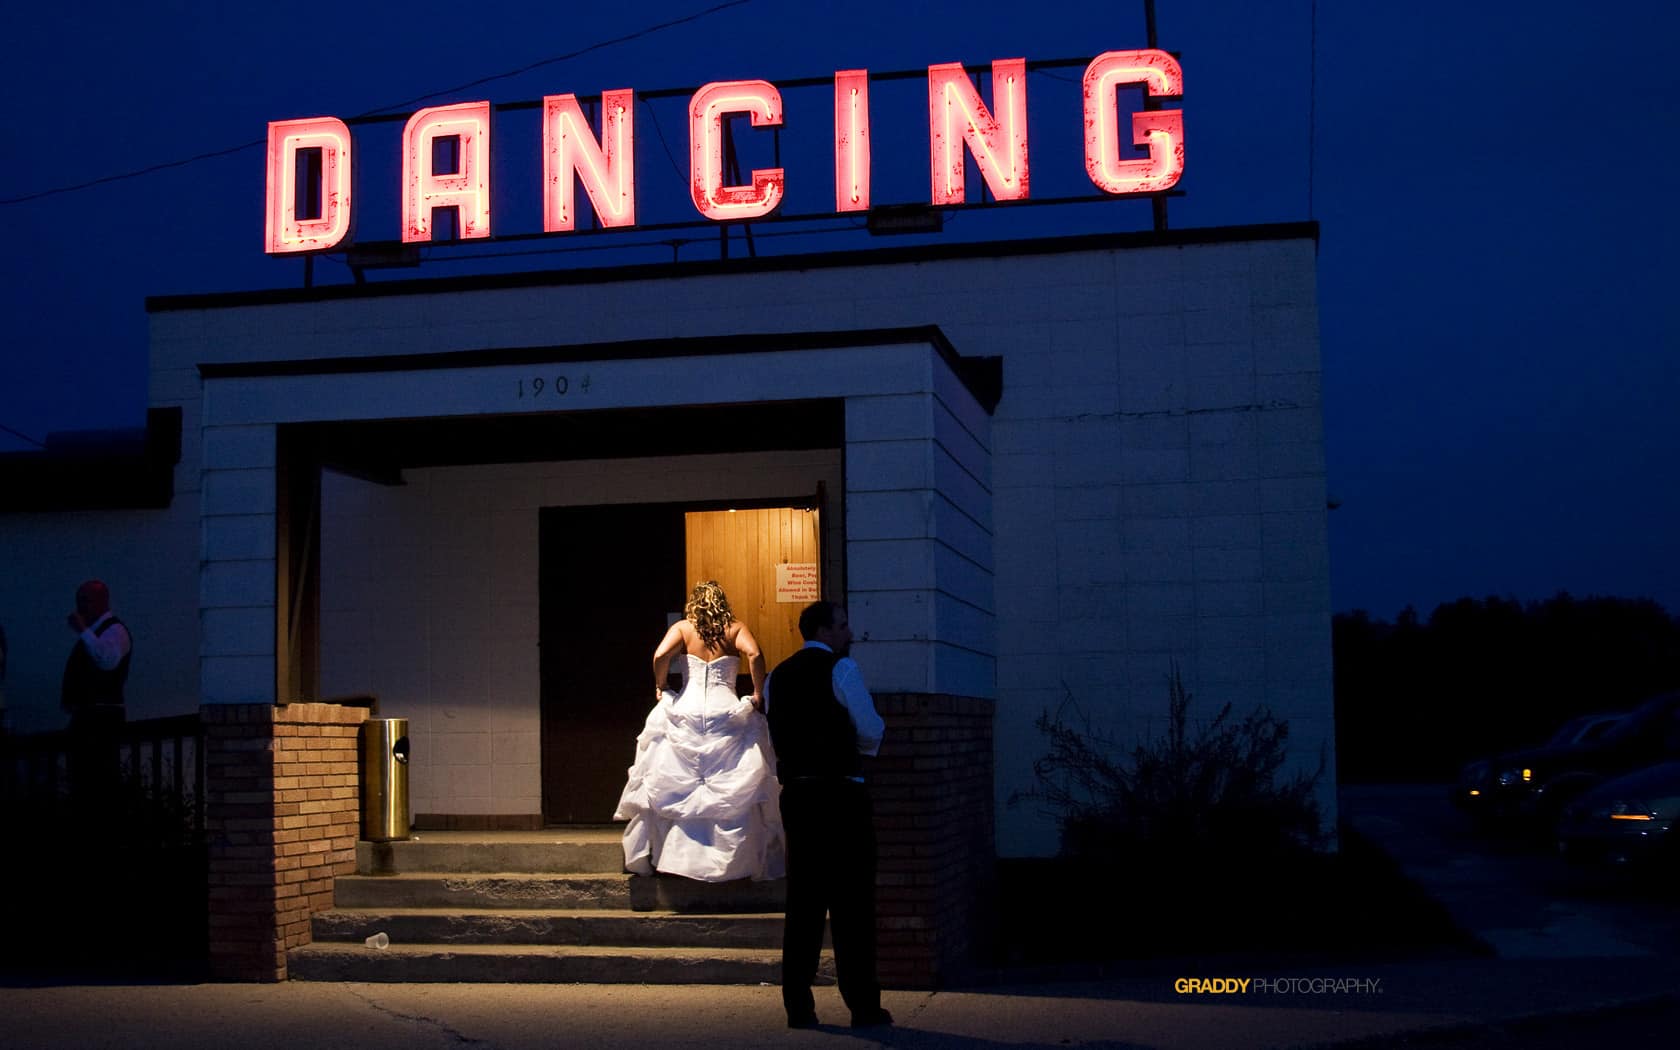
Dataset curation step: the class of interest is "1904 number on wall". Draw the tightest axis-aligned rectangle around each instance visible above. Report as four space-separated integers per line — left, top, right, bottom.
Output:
517 375 591 399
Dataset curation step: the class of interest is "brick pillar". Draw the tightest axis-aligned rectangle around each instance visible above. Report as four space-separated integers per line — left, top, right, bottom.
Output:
203 702 364 981
870 693 996 988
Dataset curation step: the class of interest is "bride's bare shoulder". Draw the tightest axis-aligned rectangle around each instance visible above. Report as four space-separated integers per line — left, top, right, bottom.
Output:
677 619 719 658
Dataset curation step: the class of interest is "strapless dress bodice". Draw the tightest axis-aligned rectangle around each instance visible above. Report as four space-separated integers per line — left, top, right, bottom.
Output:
685 653 740 691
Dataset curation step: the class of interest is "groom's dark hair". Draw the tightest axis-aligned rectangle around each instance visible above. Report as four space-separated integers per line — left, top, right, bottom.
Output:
798 601 839 641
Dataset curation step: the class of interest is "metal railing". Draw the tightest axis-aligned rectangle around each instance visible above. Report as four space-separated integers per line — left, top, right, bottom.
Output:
1 713 205 829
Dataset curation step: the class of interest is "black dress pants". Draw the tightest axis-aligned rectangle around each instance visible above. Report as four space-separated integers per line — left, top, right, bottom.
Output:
779 778 880 1019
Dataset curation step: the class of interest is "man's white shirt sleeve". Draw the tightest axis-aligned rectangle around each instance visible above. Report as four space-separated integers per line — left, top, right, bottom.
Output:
832 657 884 756
80 615 131 672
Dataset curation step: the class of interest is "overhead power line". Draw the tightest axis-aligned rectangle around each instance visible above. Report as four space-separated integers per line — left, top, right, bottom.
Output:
0 421 48 449
0 140 262 207
0 0 753 208
358 0 751 117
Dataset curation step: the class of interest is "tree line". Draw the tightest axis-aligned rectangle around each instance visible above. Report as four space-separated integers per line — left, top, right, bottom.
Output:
1334 593 1680 782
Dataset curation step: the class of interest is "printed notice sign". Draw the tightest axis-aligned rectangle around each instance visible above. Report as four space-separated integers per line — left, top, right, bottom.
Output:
776 563 820 603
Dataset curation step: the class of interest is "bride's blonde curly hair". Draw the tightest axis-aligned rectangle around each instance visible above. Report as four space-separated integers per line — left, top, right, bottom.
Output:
685 580 735 651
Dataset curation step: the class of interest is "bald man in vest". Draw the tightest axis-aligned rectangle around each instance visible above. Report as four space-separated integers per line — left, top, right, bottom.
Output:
62 579 133 797
763 600 890 1029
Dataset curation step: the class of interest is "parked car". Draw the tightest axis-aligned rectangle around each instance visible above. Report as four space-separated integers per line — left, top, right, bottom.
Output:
1545 711 1630 748
1454 692 1680 830
1454 711 1625 816
1556 759 1680 870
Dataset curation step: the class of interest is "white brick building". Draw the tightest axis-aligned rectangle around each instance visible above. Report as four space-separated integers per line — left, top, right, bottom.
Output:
0 224 1332 856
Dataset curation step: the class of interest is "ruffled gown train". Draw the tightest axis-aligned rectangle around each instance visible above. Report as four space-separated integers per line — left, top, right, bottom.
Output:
613 654 786 881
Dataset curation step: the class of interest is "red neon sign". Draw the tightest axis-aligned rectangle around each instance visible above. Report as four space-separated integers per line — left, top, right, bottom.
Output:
264 51 1184 254
403 101 492 242
928 59 1029 206
1082 49 1185 195
834 69 871 213
265 117 353 254
544 89 636 231
689 80 785 221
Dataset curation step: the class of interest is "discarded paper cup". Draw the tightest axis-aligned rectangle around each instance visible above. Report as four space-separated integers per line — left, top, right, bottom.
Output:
365 932 390 950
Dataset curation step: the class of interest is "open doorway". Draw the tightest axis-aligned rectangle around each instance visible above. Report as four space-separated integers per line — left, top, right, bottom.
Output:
538 498 823 825
683 504 823 679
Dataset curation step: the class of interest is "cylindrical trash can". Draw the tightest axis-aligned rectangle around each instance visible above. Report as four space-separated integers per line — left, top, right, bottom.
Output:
361 718 410 842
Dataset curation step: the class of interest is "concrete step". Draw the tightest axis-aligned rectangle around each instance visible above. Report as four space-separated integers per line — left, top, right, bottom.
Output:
287 942 828 984
335 872 788 913
312 907 786 949
308 833 798 984
358 836 624 875
630 874 786 914
334 872 632 910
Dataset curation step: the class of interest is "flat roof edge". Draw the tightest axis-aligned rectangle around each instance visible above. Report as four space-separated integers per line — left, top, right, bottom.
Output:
148 221 1319 314
198 327 1005 416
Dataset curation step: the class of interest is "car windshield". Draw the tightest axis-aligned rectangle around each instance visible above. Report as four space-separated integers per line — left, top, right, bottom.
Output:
1597 694 1680 745
1547 715 1600 747
1576 718 1620 744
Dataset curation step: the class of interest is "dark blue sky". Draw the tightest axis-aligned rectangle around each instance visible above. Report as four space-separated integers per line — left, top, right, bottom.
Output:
2 1 1675 619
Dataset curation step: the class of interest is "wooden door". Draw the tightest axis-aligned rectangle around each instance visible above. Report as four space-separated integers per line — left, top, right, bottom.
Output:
684 506 822 680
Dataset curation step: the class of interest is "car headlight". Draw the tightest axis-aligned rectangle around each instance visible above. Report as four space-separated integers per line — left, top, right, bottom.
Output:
1496 767 1534 787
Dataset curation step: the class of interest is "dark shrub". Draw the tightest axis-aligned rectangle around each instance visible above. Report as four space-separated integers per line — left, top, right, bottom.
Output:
1020 666 1326 872
1006 667 1333 957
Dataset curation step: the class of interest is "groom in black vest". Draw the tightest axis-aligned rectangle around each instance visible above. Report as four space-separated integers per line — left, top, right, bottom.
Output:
763 600 891 1029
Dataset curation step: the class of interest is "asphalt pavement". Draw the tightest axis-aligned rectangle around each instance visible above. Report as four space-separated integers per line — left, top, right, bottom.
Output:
2 957 1675 1050
1340 783 1680 960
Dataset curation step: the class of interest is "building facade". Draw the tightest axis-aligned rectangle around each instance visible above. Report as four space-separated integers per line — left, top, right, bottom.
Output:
0 222 1331 978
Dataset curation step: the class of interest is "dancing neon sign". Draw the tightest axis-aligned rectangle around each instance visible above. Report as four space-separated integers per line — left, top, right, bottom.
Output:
264 50 1184 255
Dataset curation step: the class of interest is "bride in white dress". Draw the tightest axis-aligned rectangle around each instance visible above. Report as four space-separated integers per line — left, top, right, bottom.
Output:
614 581 786 881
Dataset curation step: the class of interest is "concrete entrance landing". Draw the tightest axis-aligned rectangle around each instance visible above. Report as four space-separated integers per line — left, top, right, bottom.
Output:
288 827 824 984
356 827 624 876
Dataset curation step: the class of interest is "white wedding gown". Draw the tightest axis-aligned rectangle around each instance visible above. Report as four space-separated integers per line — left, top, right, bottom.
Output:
613 653 786 881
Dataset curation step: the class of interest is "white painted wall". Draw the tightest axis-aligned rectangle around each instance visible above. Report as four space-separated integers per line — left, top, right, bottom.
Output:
980 239 1331 854
845 385 995 696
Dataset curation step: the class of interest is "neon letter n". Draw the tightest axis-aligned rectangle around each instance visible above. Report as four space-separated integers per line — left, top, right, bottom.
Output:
544 89 636 231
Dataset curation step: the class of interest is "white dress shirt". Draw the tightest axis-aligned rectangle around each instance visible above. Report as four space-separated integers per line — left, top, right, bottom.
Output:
79 612 132 671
